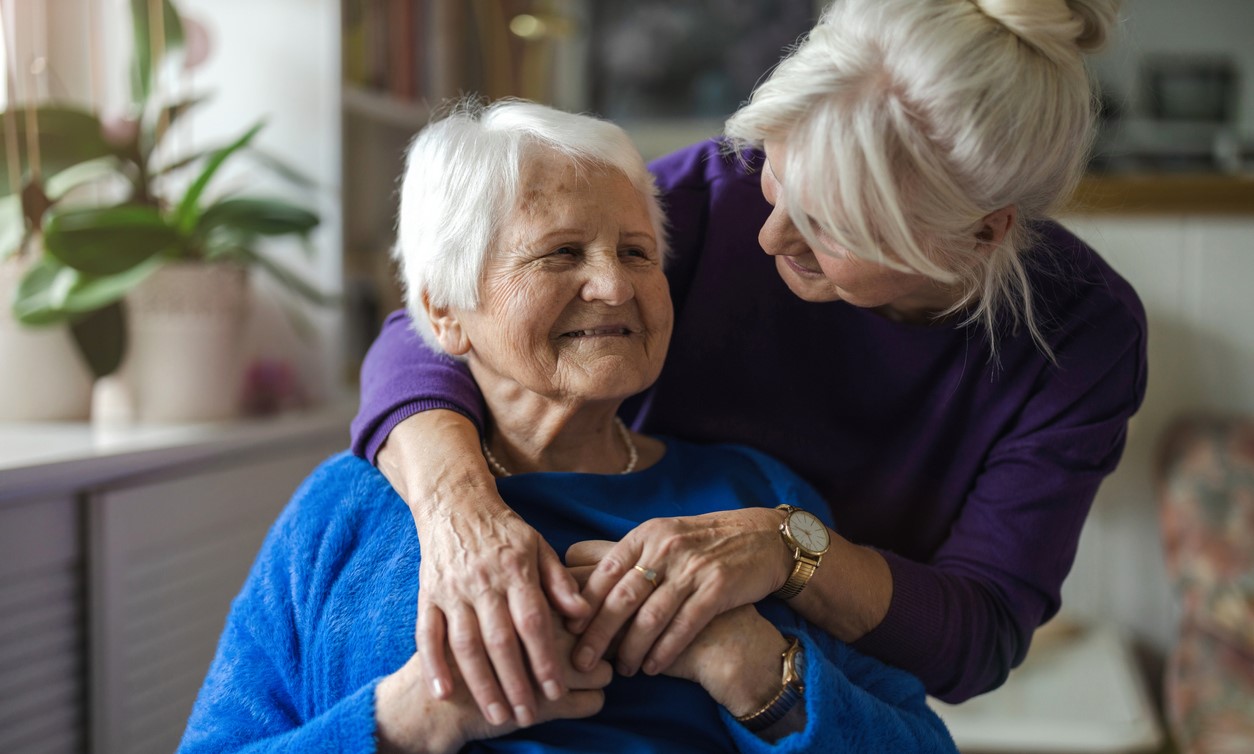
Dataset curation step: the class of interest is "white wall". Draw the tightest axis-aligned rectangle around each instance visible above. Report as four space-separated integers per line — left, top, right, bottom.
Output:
176 0 343 399
1057 214 1254 655
41 0 344 401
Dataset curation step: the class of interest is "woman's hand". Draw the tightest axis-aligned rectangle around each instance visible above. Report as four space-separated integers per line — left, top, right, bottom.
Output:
378 410 592 726
565 509 792 677
376 619 613 754
567 561 789 719
662 604 790 718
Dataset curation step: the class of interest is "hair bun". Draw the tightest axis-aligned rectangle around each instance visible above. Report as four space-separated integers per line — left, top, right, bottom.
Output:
973 0 1118 61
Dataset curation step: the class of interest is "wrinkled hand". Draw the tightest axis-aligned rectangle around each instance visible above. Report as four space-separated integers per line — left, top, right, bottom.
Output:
379 616 612 754
565 508 790 677
569 561 788 720
416 505 591 726
663 604 789 718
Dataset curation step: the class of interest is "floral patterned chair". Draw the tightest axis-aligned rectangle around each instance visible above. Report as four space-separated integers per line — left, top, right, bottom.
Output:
1157 416 1254 754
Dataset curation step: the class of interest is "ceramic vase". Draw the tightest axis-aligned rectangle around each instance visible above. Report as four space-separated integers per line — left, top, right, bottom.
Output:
114 261 250 423
0 256 94 421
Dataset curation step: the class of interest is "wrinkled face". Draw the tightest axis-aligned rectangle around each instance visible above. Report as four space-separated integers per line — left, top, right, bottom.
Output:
760 140 956 320
442 158 672 405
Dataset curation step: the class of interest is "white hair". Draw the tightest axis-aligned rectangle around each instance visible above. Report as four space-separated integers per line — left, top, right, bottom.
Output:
393 98 668 351
724 0 1119 360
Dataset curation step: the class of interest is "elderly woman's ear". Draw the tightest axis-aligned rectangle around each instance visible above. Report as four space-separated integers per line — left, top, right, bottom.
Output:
422 293 472 356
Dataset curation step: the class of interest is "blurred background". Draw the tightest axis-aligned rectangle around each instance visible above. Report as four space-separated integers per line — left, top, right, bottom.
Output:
1 1 1252 752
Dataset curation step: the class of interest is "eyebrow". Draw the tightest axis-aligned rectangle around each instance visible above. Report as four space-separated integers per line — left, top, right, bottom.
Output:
524 228 656 246
620 230 656 244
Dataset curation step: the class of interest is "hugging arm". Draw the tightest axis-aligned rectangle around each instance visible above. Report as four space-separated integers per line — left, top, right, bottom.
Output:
353 315 589 724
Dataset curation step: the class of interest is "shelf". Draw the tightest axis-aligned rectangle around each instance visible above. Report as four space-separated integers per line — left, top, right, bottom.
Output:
0 401 355 503
342 85 431 130
1067 173 1254 215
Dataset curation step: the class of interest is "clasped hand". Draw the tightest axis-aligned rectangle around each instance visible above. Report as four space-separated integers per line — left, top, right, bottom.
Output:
410 506 788 733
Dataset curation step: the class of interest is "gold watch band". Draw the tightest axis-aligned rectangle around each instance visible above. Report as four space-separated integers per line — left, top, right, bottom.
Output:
772 555 819 600
735 636 805 732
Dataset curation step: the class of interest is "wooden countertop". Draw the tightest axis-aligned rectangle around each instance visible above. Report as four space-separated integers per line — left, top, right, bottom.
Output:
1067 173 1254 215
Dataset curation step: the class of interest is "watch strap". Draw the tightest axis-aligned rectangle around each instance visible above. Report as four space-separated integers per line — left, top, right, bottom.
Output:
735 637 805 732
772 554 819 600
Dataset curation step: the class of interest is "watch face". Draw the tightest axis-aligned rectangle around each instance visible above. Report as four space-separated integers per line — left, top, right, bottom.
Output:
789 510 830 554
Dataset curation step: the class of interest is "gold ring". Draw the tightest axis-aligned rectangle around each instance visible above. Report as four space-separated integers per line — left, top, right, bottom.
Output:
633 564 659 587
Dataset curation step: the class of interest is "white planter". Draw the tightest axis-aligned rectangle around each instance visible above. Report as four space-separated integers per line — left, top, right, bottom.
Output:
114 262 250 423
0 257 94 421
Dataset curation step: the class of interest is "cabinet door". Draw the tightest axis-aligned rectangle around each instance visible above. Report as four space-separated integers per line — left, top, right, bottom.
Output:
87 448 338 754
0 495 85 754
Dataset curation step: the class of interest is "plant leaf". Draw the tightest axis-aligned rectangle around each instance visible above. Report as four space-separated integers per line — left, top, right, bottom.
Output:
44 204 181 275
140 95 208 162
12 252 165 327
246 147 322 189
174 122 265 235
61 255 165 313
68 301 128 378
130 0 186 105
152 144 219 177
12 255 75 326
197 197 320 239
0 106 115 197
44 156 124 200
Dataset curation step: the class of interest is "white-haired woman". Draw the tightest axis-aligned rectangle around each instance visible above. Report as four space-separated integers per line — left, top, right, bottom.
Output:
178 101 957 753
351 0 1147 725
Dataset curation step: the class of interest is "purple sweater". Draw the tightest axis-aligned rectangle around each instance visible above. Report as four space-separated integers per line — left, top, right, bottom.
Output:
351 139 1148 703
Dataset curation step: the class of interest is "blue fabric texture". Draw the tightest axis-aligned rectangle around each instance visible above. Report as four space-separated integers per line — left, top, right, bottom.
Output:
178 442 957 753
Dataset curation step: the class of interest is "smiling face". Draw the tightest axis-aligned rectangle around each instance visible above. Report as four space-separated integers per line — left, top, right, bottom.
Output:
430 155 672 406
759 140 961 321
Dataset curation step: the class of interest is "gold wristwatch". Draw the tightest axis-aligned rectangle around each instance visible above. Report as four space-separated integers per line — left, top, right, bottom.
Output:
771 504 831 600
735 636 806 732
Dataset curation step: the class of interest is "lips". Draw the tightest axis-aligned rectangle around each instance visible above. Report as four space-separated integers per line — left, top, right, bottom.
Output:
782 255 823 276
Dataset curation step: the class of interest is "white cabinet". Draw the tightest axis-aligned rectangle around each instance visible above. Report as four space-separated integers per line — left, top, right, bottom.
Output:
0 495 85 754
0 406 352 753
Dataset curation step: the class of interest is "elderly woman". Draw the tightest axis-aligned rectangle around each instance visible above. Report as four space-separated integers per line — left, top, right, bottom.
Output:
351 0 1147 725
178 101 957 753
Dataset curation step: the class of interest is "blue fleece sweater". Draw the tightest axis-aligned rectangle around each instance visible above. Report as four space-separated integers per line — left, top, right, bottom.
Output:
178 441 957 753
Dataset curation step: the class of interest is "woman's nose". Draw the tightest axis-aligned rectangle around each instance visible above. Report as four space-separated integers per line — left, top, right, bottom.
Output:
759 203 806 257
580 258 633 306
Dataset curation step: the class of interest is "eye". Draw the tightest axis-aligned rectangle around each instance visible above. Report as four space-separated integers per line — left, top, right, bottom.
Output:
621 246 649 259
551 246 579 257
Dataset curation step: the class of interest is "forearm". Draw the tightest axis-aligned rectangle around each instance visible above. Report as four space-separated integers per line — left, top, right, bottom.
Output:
788 532 893 642
377 409 504 530
375 662 467 754
850 552 1031 702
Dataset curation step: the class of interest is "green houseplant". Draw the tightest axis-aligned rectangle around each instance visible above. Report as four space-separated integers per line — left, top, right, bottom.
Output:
1 0 328 384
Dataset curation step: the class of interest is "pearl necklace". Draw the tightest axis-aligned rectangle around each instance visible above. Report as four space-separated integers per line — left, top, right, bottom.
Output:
482 417 638 477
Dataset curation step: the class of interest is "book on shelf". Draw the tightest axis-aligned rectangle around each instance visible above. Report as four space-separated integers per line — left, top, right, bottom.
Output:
341 0 590 109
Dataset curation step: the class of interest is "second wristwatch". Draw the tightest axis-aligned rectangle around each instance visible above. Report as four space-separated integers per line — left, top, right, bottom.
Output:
772 504 831 600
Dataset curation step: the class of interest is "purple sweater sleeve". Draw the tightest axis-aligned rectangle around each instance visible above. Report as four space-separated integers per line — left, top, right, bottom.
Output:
350 310 485 462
